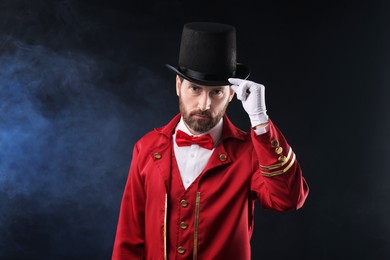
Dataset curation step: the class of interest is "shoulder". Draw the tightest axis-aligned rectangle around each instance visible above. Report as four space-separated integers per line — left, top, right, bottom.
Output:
134 114 179 152
135 129 168 151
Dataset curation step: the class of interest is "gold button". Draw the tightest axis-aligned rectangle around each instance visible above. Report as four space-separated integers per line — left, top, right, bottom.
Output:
179 221 188 230
271 139 279 148
275 147 283 154
177 246 186 254
219 154 227 162
278 155 287 163
153 152 162 160
180 200 188 208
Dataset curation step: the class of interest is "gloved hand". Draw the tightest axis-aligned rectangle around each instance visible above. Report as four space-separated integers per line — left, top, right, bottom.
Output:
229 78 269 127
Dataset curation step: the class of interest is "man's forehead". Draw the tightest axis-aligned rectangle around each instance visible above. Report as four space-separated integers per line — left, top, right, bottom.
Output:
184 79 229 89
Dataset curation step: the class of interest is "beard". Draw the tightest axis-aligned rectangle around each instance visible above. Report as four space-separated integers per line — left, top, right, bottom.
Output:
179 96 229 133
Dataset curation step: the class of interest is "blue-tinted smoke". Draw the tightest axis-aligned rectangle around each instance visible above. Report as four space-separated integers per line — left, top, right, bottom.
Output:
0 1 177 257
0 36 173 259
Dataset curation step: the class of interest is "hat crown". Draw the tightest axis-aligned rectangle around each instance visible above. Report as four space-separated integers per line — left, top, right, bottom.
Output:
179 22 236 77
166 22 250 86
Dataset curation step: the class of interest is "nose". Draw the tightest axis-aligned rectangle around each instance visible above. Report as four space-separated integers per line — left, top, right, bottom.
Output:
198 92 211 111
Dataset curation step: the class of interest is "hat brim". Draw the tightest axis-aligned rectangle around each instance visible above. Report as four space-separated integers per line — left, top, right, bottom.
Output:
165 63 250 86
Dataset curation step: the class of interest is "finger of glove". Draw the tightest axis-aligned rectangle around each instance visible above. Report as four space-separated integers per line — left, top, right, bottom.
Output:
235 83 250 101
247 83 266 111
230 84 238 92
228 78 245 86
248 82 265 98
230 83 247 101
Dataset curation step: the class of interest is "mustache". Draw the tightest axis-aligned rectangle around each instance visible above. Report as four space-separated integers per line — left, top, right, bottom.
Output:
190 110 211 117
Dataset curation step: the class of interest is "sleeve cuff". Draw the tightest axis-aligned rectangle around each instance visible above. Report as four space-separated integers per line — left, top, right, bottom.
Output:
253 124 270 135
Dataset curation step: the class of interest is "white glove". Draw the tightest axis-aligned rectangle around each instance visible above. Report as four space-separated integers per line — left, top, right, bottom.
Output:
229 78 269 127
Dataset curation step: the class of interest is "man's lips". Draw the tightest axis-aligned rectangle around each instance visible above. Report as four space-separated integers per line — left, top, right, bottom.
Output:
192 113 210 119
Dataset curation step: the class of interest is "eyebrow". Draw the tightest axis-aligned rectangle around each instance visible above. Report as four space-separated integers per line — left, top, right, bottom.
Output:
188 82 202 88
188 83 224 90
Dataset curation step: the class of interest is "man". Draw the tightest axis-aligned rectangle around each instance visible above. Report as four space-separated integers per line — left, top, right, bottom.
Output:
112 22 309 260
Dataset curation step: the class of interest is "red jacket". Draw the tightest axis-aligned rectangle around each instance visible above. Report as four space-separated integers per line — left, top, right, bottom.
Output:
112 114 309 260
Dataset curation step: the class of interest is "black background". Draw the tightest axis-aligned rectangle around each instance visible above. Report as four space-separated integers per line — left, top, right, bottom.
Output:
1 0 389 259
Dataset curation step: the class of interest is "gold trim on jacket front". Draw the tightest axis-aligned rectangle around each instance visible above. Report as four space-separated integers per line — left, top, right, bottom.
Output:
193 192 201 260
164 194 168 260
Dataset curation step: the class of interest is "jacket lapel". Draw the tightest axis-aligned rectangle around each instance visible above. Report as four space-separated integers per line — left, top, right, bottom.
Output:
202 143 231 174
149 142 172 192
148 114 182 192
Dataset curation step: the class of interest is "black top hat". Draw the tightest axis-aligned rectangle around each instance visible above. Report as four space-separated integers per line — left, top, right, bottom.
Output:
166 22 250 86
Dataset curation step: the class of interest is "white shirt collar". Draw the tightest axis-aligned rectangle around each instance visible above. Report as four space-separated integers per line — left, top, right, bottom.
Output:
175 116 223 146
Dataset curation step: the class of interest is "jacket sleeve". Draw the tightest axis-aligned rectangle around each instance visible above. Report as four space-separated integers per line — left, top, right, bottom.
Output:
250 119 309 211
112 143 145 259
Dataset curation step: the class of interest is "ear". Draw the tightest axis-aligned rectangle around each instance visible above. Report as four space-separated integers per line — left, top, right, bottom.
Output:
228 86 235 102
175 75 181 96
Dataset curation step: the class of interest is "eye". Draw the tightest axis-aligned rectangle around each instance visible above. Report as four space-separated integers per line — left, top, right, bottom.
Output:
190 86 201 94
211 89 223 96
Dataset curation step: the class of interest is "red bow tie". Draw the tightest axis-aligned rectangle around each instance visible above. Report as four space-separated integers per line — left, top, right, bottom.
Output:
175 130 214 150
